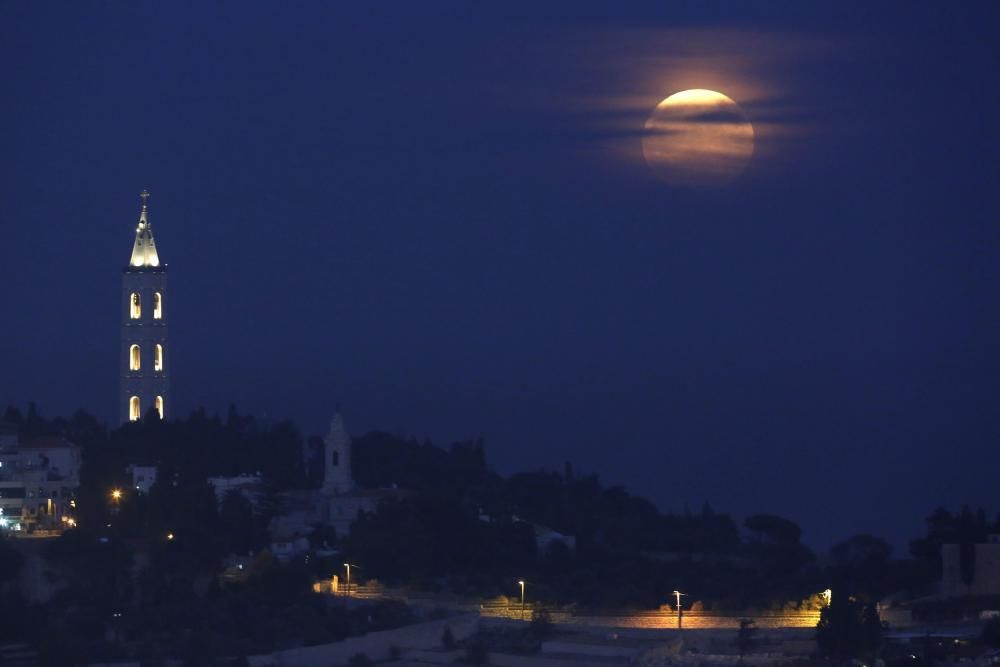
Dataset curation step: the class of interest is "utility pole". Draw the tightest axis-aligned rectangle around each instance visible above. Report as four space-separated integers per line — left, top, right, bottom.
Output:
673 590 686 629
518 580 526 620
343 563 359 597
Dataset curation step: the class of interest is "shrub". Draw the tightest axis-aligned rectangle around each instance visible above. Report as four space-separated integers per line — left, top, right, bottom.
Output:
442 625 456 649
529 609 553 640
463 638 489 665
347 653 374 667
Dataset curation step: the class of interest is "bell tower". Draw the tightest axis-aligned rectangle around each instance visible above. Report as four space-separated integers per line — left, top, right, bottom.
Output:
119 191 170 423
322 413 355 495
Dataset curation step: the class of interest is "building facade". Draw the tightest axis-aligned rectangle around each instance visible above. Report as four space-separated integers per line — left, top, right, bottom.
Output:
127 464 159 494
322 413 355 496
0 431 80 533
270 412 390 542
941 538 1000 597
120 191 170 423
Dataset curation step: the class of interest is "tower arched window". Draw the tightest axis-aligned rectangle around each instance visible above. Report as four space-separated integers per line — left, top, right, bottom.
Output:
155 396 164 420
129 396 141 422
129 344 141 371
154 344 163 372
332 451 339 467
153 292 162 319
130 292 141 319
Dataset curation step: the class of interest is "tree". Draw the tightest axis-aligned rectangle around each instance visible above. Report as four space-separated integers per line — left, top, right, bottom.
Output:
0 537 24 584
816 593 881 661
530 609 554 640
219 490 259 554
745 514 802 545
347 653 374 667
981 617 1000 649
736 618 757 665
463 638 489 665
831 534 892 598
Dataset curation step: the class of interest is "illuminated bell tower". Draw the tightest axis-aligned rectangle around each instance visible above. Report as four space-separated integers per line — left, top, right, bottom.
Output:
119 191 170 423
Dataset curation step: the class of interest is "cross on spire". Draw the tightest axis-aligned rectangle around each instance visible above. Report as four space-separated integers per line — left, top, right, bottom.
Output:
140 190 150 210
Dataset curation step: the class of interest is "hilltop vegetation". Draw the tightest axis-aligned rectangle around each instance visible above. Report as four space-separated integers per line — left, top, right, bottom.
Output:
1 404 997 664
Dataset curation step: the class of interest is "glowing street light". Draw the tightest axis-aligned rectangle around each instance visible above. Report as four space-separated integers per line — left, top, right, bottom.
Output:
343 563 359 597
111 489 122 501
518 580 526 620
673 590 686 629
166 532 175 541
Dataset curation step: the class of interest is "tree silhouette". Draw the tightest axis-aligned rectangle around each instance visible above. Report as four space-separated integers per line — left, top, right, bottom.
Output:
736 618 757 666
816 592 881 661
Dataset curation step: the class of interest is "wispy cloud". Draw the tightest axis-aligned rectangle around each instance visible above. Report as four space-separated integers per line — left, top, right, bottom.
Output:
479 26 839 180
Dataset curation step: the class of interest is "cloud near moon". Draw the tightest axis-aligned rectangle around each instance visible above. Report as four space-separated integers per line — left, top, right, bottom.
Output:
503 27 828 184
642 89 755 186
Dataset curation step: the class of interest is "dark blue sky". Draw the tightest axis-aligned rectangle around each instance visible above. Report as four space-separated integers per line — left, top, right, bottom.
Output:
1 2 997 548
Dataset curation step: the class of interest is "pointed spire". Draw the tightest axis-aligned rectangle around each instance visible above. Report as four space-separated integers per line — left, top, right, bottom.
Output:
129 190 160 268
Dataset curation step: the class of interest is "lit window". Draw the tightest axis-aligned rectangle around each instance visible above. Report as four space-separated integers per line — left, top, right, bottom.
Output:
130 344 141 371
155 396 164 420
154 292 162 319
129 396 140 422
154 344 163 372
130 292 141 319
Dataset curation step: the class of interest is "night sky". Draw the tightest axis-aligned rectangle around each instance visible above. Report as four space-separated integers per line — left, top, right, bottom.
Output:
2 2 997 548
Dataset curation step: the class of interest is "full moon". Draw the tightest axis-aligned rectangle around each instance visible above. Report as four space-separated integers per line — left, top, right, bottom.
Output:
642 89 754 186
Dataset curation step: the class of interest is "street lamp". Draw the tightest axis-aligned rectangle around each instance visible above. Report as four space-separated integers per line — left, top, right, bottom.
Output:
518 580 526 620
111 489 122 501
673 590 686 629
343 563 359 597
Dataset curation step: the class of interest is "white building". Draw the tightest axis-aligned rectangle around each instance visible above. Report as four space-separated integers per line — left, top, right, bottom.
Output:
0 434 80 533
270 412 390 543
120 190 170 423
208 473 265 508
127 464 158 493
941 536 1000 597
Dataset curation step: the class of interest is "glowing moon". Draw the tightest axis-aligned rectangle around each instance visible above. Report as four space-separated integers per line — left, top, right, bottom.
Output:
642 89 754 186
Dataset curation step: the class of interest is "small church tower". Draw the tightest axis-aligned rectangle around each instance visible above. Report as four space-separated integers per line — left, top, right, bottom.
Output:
322 413 355 495
119 191 170 423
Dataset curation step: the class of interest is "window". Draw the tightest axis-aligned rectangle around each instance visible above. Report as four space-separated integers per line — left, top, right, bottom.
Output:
155 396 164 420
332 451 339 466
129 396 141 422
130 292 141 319
130 344 141 371
154 292 162 319
155 344 163 371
